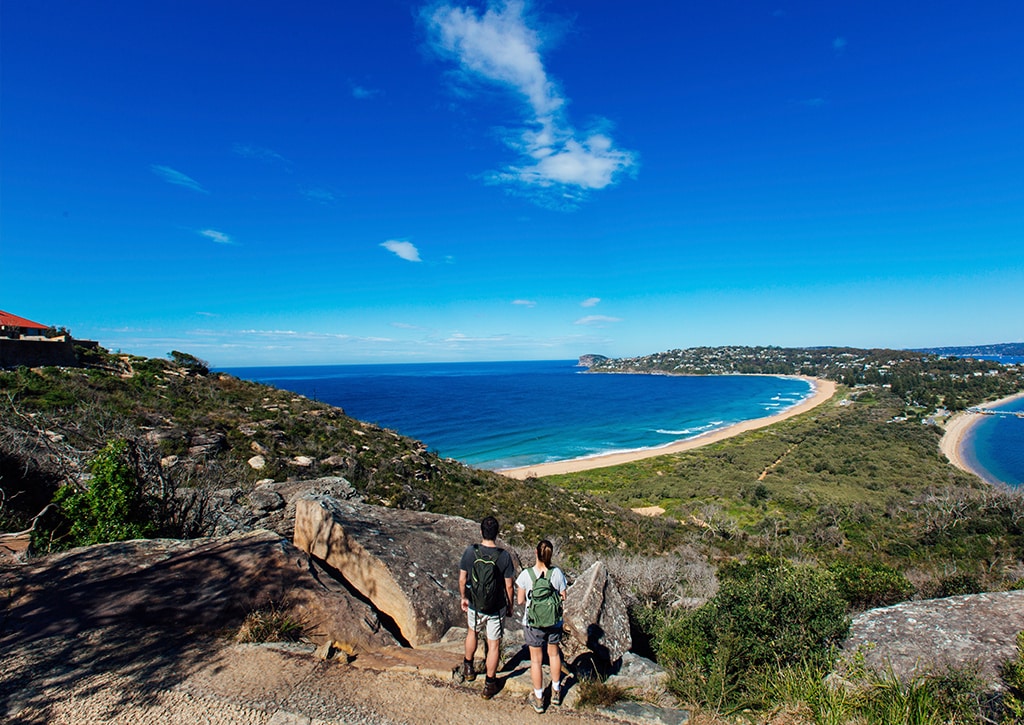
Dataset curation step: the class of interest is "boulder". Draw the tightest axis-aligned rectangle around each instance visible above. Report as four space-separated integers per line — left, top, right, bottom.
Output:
562 561 632 667
294 495 517 647
0 530 397 655
841 590 1024 685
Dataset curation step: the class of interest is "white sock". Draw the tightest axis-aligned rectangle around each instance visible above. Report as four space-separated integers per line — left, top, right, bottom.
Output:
534 688 544 699
552 681 561 692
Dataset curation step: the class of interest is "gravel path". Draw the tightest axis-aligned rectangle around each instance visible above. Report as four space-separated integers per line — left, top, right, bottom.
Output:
1 625 629 725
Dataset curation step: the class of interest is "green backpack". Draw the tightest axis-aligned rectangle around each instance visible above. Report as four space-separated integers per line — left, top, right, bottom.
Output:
526 568 562 628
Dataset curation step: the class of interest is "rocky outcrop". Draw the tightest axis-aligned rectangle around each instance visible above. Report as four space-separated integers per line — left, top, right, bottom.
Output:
842 590 1024 685
294 495 518 647
0 530 397 654
562 561 632 666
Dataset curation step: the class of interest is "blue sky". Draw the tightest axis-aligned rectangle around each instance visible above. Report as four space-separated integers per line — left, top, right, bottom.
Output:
2 1 1022 366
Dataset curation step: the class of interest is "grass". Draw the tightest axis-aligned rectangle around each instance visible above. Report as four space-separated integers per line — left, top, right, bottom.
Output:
235 601 307 643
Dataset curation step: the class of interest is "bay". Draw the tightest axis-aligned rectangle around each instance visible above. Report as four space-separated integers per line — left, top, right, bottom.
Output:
962 395 1024 489
225 360 812 470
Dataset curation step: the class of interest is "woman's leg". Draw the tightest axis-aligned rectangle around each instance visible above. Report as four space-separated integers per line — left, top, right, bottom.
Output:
529 645 545 691
547 642 562 689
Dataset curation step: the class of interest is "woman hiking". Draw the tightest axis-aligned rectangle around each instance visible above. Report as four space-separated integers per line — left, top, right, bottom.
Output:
515 539 568 713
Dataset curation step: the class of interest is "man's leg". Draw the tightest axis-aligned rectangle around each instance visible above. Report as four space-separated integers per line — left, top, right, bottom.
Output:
463 611 478 681
485 637 501 678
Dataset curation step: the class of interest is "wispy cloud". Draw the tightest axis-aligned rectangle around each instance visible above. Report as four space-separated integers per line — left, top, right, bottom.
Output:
833 36 847 54
151 165 207 193
351 83 382 100
512 299 536 308
232 143 288 163
390 322 423 330
199 229 234 244
381 239 422 262
424 0 636 206
581 297 600 307
301 186 338 205
800 97 827 108
574 314 621 326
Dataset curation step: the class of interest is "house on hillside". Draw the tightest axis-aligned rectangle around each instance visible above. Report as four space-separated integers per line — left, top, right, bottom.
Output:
0 310 50 339
0 309 98 368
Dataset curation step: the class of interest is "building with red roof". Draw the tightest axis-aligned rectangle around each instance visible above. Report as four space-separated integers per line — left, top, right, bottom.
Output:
0 310 50 339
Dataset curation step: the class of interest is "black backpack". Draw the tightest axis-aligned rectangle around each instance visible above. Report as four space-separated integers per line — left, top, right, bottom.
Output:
469 544 506 614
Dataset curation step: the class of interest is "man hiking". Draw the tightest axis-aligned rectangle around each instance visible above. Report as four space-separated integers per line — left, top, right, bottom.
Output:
459 515 515 699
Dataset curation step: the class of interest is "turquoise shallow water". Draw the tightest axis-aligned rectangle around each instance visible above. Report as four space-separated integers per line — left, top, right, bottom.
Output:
961 395 1024 489
226 360 813 470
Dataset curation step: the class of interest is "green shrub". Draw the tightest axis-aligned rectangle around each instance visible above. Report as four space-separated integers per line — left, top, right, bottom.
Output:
1002 631 1024 723
42 439 157 549
829 561 915 610
654 557 849 708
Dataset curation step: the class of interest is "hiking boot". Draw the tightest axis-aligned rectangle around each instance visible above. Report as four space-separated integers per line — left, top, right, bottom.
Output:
550 685 562 707
462 660 476 682
528 691 545 713
482 677 499 700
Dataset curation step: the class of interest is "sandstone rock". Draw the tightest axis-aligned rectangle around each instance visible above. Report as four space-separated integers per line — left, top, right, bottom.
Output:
606 652 670 690
188 430 226 457
161 455 179 468
562 561 631 666
842 590 1024 686
1 530 397 654
248 489 285 514
294 495 518 647
251 441 269 455
291 456 314 467
248 455 266 470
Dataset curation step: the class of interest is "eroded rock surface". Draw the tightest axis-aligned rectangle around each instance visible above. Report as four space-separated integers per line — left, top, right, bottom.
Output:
842 589 1024 685
562 561 632 666
294 495 520 647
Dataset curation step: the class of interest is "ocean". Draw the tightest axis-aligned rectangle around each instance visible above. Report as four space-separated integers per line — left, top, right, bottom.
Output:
225 360 813 470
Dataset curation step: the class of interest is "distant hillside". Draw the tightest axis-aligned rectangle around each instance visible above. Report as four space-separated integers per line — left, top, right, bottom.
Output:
913 342 1024 358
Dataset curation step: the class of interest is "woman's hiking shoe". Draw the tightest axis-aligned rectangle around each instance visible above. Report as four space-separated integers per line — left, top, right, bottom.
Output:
529 692 545 713
550 685 562 706
482 677 499 699
462 660 476 682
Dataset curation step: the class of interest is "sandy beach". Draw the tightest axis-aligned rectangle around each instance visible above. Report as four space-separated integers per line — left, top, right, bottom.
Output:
940 390 1024 482
501 376 838 479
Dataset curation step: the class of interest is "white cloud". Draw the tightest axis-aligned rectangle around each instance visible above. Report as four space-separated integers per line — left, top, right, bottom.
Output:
151 165 207 193
199 229 234 244
381 240 422 262
512 299 536 308
580 297 601 307
574 314 621 326
424 1 636 204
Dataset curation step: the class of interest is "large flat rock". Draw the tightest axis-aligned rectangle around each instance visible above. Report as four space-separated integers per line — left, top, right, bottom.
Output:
843 589 1024 684
0 529 396 654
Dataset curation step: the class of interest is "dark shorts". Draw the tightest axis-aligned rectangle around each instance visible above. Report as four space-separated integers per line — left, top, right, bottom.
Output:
524 624 563 648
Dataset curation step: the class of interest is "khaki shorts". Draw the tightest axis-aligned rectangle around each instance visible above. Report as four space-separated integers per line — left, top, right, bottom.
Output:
467 608 504 641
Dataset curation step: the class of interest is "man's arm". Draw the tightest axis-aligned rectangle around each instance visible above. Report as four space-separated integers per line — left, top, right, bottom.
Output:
459 569 469 612
504 577 515 617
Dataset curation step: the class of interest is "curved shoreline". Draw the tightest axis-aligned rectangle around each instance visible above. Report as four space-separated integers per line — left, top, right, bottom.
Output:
501 376 838 479
940 390 1024 484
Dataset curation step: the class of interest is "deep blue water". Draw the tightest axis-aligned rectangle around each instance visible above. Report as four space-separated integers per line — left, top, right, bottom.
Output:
962 395 1024 488
225 360 813 470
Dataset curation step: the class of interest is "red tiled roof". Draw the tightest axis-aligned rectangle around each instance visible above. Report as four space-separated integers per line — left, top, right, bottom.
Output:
0 310 49 330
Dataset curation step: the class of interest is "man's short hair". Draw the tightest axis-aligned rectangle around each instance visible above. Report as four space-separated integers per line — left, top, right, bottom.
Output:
481 516 499 541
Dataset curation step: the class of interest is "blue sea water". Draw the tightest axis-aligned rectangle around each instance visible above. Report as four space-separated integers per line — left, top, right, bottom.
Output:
225 360 813 470
961 395 1024 489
